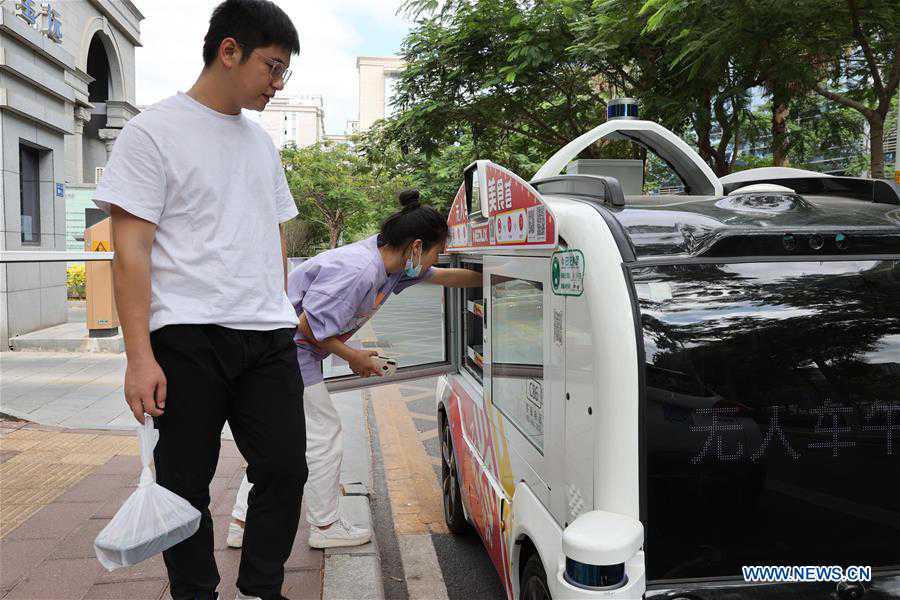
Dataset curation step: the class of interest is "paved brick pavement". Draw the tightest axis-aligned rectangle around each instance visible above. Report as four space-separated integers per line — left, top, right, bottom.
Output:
0 420 323 600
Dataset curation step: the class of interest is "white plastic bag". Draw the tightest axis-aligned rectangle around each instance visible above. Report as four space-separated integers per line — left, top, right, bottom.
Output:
94 417 201 571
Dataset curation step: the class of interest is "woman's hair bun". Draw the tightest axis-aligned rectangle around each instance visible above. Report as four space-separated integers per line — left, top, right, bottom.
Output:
398 188 421 209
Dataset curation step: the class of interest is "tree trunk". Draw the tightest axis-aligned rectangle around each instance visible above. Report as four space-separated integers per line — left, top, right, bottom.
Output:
772 99 790 167
867 116 885 179
692 105 715 173
329 226 340 249
713 152 730 177
727 127 741 176
694 138 714 171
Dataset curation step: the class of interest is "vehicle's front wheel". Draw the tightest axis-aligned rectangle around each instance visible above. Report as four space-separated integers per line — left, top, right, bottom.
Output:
521 554 552 600
440 411 469 534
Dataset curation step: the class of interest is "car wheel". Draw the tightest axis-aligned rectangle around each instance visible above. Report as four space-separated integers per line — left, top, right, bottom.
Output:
521 554 552 600
440 411 469 534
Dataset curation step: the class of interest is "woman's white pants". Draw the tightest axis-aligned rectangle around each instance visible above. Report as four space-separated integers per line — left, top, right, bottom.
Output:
231 381 342 527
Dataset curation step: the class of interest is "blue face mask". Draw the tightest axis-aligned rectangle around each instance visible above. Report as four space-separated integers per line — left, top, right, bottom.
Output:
404 245 422 278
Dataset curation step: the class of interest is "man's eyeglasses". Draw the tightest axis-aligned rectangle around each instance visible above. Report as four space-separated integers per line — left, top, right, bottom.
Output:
253 50 292 85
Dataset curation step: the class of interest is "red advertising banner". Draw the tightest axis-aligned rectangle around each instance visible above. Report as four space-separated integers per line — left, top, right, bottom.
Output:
447 161 557 252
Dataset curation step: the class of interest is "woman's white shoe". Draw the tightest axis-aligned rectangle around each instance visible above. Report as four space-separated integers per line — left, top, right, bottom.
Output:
308 517 371 549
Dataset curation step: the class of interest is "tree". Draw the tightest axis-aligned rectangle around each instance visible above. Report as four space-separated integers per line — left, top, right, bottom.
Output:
805 0 899 178
282 142 403 250
885 92 899 176
784 97 868 173
383 0 896 186
389 0 605 163
633 0 820 168
358 122 543 212
281 218 324 258
572 0 758 176
727 99 870 175
637 0 898 176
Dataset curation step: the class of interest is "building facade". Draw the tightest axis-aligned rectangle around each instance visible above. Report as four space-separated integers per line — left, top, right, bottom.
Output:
260 94 326 149
356 56 404 132
0 0 142 349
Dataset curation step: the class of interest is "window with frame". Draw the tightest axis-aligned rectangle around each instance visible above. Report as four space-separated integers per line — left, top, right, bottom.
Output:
19 144 41 245
490 274 545 452
469 167 481 216
636 260 900 580
461 262 484 382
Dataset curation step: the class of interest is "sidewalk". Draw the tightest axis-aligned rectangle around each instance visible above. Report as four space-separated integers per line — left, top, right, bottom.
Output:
0 352 384 600
1 353 132 430
0 418 323 599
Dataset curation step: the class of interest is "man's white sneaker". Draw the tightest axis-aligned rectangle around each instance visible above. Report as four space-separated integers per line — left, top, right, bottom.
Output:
226 522 244 549
308 517 371 549
235 590 261 600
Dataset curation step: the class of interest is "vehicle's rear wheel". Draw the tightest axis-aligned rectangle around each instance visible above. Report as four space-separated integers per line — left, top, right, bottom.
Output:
440 411 469 534
521 554 552 600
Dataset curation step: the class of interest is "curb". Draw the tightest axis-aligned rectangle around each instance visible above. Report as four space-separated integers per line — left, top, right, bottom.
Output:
322 495 384 600
9 334 125 353
322 387 385 600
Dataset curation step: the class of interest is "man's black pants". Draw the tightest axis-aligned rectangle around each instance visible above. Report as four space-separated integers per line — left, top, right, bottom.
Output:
150 325 306 600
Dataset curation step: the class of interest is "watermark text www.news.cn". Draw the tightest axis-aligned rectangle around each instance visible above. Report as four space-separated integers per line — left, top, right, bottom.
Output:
742 565 872 583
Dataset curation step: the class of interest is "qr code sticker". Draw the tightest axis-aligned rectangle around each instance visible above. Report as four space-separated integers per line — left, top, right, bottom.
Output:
527 379 543 409
553 309 563 347
527 205 547 242
535 205 546 240
525 401 543 434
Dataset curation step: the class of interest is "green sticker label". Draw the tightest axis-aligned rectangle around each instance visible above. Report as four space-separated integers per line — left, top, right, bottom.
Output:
551 250 584 296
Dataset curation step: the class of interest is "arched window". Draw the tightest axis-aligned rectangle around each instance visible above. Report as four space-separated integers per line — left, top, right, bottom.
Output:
86 36 110 103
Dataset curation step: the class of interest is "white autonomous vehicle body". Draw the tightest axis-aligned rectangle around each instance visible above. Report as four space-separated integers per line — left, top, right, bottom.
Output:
434 106 900 600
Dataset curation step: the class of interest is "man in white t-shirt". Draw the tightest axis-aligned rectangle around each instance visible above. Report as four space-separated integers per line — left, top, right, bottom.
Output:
94 2 305 599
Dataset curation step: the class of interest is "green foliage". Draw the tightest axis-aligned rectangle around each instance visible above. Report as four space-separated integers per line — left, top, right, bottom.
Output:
66 264 85 299
643 152 685 193
282 142 410 252
388 0 606 163
885 93 898 176
281 0 898 252
281 218 323 259
357 122 544 212
731 153 774 173
785 98 868 173
633 0 898 176
724 98 870 176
